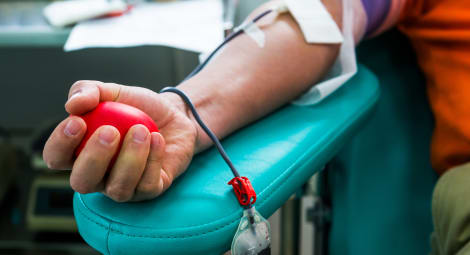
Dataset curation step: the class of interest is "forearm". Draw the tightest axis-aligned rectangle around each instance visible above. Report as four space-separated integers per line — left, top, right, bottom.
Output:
169 0 356 152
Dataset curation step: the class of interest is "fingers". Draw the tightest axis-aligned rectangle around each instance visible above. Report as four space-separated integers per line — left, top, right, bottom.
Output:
71 125 167 202
104 125 151 202
62 80 183 202
132 132 166 201
70 125 120 194
43 116 87 170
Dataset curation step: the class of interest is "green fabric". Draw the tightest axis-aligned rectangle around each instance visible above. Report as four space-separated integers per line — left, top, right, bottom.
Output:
328 30 438 254
431 162 470 255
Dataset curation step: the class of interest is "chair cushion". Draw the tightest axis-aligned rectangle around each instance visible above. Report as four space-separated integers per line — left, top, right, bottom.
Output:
74 64 379 255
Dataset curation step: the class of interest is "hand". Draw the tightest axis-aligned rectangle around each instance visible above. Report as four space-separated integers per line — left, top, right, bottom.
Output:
43 81 198 202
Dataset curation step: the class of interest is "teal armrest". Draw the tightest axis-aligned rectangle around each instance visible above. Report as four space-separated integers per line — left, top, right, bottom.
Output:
73 65 379 255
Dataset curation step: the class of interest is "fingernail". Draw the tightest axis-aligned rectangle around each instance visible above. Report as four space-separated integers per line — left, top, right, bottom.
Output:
64 118 81 137
69 89 82 101
133 125 149 143
151 132 161 148
99 126 118 145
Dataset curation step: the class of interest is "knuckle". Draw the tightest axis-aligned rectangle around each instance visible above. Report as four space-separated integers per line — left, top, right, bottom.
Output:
136 182 159 196
161 169 174 189
101 82 123 101
70 80 101 94
43 154 62 169
70 80 88 91
106 185 133 202
70 179 94 194
45 159 58 169
42 152 51 167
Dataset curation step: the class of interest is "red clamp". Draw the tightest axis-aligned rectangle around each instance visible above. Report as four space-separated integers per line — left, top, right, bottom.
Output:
228 177 257 206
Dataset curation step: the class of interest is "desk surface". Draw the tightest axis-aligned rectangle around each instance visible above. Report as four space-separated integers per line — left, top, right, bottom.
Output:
0 2 70 47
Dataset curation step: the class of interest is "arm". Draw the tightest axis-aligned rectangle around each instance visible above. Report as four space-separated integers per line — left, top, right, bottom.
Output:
171 0 344 152
43 0 375 202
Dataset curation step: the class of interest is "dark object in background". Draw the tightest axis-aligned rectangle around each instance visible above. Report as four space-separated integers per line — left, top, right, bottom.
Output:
0 123 98 254
30 121 58 170
0 126 19 206
27 173 76 232
27 120 76 232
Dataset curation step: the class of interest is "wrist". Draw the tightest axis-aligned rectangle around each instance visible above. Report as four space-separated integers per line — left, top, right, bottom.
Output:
158 86 209 153
159 90 187 115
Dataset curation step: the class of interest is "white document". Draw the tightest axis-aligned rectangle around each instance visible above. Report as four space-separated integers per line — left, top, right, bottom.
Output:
64 0 224 53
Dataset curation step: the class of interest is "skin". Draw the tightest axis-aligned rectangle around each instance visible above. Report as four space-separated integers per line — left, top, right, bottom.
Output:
43 0 354 202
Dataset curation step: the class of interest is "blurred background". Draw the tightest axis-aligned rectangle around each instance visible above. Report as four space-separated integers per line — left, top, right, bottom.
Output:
0 2 438 255
0 0 299 254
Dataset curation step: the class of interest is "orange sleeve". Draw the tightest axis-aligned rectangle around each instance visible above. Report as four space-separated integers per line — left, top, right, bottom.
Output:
398 0 470 174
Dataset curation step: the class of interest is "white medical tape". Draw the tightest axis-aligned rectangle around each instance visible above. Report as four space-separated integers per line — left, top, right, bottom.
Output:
292 0 357 105
272 2 289 14
284 0 343 44
237 21 265 48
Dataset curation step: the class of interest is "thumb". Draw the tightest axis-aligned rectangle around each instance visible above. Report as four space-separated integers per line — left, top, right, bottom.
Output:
65 80 118 115
65 81 172 125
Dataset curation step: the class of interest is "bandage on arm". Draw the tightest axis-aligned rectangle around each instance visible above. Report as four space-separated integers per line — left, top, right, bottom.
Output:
293 0 403 104
165 0 367 151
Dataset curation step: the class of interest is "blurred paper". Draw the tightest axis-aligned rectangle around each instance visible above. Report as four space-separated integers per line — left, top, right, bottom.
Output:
64 0 224 53
44 0 127 27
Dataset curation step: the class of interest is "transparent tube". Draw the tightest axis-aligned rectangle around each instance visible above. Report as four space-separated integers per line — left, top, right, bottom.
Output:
231 207 271 255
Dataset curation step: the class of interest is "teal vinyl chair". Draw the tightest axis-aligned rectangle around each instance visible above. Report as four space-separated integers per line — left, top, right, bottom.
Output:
327 30 438 255
73 64 380 253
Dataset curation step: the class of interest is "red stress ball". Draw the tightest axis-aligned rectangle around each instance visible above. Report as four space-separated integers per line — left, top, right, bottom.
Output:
74 102 159 166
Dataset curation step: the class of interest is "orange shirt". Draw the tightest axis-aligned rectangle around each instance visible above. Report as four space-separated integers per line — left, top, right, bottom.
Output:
397 0 470 173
